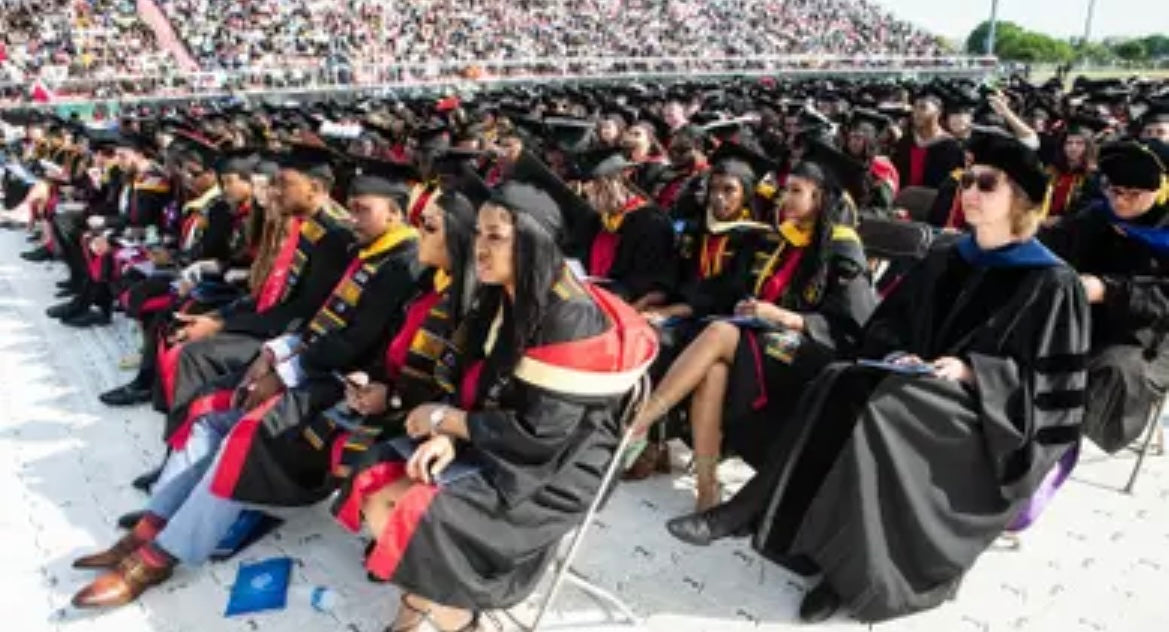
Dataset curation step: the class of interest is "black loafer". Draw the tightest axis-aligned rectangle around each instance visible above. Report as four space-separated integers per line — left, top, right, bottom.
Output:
20 247 53 262
62 310 111 328
131 466 164 494
46 299 85 319
798 583 842 623
117 509 148 531
99 383 153 407
55 287 76 298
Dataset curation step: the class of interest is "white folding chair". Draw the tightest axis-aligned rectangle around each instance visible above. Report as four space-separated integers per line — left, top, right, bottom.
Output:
1122 394 1166 494
501 373 651 631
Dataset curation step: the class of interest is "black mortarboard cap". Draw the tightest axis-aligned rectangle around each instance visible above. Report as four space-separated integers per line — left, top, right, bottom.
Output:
802 139 869 204
967 134 1050 204
1065 115 1110 137
216 148 260 176
709 142 777 183
349 156 417 209
278 142 336 183
848 108 893 134
1099 140 1167 191
1142 100 1169 126
543 117 596 153
570 147 637 180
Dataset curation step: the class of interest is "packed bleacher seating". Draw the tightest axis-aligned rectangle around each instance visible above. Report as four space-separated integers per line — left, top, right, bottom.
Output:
1 0 959 100
0 0 173 87
1 72 1166 628
160 0 946 71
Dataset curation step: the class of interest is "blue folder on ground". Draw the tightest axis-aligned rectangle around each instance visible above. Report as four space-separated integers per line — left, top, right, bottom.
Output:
224 556 292 616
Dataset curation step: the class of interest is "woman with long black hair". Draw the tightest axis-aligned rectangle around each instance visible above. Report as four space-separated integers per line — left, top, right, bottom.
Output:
332 182 656 632
328 190 478 480
627 157 876 512
668 135 1091 624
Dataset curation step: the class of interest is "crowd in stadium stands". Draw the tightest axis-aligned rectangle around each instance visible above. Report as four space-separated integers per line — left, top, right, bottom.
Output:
0 0 948 100
163 0 944 70
1 0 173 84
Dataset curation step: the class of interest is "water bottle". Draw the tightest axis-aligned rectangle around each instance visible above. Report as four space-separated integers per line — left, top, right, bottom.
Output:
291 585 343 614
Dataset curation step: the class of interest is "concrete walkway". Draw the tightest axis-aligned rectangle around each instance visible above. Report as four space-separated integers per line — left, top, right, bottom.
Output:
0 229 1166 632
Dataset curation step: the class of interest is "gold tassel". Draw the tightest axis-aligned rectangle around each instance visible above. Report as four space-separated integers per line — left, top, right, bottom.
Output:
1157 175 1169 208
1038 183 1054 220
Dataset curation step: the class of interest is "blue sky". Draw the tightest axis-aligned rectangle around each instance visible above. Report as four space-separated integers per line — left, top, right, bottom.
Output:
875 0 1169 41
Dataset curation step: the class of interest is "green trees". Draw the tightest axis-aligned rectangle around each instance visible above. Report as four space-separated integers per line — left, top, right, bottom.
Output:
965 22 1168 65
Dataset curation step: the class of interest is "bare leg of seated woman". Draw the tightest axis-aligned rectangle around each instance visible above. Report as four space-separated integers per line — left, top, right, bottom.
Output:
364 479 479 632
632 322 740 507
690 362 728 512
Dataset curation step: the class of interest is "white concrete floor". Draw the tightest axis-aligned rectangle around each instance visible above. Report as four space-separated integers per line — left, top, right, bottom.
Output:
1 228 1167 632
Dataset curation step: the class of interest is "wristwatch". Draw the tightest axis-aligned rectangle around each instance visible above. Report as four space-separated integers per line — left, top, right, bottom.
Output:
428 405 449 435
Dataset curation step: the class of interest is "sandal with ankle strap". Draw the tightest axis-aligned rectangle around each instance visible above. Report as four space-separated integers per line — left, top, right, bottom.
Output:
385 594 430 632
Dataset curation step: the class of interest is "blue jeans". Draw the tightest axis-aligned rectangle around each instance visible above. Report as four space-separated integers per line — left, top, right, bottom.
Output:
147 410 245 565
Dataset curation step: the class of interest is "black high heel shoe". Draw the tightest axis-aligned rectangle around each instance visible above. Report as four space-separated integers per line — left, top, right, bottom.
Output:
666 472 769 545
798 582 841 623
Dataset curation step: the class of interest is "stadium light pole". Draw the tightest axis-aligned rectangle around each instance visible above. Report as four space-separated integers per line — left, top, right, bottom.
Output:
985 0 1001 56
1081 0 1098 47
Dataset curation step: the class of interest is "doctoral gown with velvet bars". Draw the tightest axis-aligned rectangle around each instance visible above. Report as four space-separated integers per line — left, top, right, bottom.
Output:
751 240 1090 622
332 271 656 610
1040 202 1169 453
189 238 421 507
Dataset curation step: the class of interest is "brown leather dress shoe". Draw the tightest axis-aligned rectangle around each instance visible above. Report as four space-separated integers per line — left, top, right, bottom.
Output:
71 552 173 609
72 532 147 570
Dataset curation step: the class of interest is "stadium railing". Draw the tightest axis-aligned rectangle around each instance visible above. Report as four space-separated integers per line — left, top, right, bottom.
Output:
0 54 997 107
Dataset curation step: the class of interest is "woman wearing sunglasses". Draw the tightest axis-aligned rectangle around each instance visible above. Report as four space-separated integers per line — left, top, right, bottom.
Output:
668 135 1090 624
1041 139 1169 455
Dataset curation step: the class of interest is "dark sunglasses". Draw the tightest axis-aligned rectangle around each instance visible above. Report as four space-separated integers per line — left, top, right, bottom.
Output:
959 171 1002 193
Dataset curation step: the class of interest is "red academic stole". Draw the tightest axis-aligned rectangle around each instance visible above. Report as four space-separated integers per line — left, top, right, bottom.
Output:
408 184 438 227
256 217 303 312
1049 170 1082 217
908 144 928 187
754 221 812 304
589 196 647 278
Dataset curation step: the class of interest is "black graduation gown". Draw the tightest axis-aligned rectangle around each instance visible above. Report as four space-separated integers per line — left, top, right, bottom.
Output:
333 273 655 611
164 204 355 445
722 227 876 467
891 135 965 190
752 240 1090 622
329 277 461 484
1040 202 1169 452
204 236 422 506
576 203 678 304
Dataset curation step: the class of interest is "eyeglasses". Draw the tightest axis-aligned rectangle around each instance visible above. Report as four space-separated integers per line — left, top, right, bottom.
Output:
959 171 1002 194
1107 186 1146 201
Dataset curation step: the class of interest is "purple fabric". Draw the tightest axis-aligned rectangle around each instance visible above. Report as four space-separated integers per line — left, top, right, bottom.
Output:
1007 442 1080 532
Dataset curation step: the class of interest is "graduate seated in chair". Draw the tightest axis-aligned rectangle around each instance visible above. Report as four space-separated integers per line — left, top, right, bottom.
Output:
329 190 477 482
1041 139 1169 454
67 157 425 610
331 182 656 632
100 142 258 407
570 148 677 310
627 156 876 510
667 136 1090 624
46 131 174 328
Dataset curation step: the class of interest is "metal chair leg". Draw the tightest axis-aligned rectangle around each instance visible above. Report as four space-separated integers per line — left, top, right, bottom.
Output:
1123 397 1167 494
512 375 650 631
